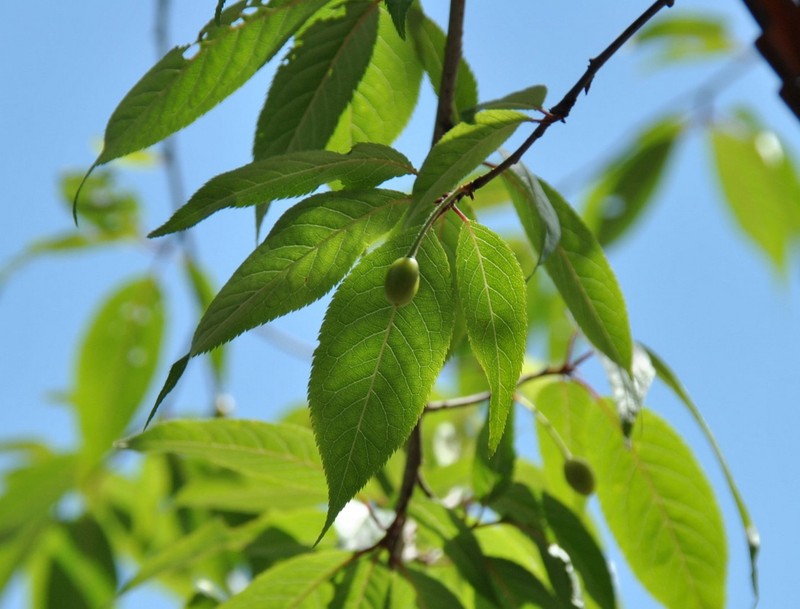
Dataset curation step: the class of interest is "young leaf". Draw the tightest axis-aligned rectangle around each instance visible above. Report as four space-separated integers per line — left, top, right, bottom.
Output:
150 144 415 236
538 182 633 371
588 405 727 609
384 0 413 39
217 550 352 608
253 1 379 160
328 7 423 152
499 161 561 267
463 84 548 121
583 118 682 246
473 407 516 503
455 221 527 452
643 345 759 598
309 231 454 540
118 420 326 497
73 276 164 461
409 110 529 223
93 0 329 167
191 189 409 355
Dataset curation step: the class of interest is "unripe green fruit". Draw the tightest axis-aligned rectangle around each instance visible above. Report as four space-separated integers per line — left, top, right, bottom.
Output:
384 257 420 306
563 457 596 496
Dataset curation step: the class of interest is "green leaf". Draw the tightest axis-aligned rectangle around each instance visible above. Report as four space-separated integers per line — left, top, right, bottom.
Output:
253 1 379 160
217 550 352 608
384 0 413 39
93 0 329 166
500 162 561 267
175 477 326 513
407 6 478 118
332 556 392 608
328 8 423 152
119 420 326 497
61 170 139 237
583 118 681 246
144 354 189 429
643 345 759 599
464 85 548 120
309 230 454 540
710 123 800 271
485 557 560 609
588 405 727 609
473 407 516 503
182 258 226 385
399 566 466 609
538 182 633 371
192 189 409 355
455 221 527 451
73 276 164 461
409 110 529 223
634 13 735 64
151 144 415 236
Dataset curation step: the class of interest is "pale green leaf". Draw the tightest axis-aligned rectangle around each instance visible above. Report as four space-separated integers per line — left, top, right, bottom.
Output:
191 189 409 355
634 13 736 63
218 550 352 608
333 557 392 608
94 0 328 165
588 406 727 609
175 477 326 513
151 144 414 236
456 221 527 451
464 85 548 120
118 420 326 497
328 8 423 152
73 277 164 461
384 0 413 39
583 119 681 246
409 110 528 223
710 123 800 271
538 182 632 371
309 231 454 540
473 407 516 502
253 1 379 159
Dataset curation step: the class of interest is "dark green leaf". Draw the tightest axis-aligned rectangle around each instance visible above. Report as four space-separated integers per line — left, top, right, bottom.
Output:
485 557 560 609
455 221 527 451
583 119 681 246
73 277 164 461
400 566 466 609
331 556 392 608
253 1 379 159
384 0 413 39
473 407 516 503
464 85 548 121
151 144 414 236
309 231 454 540
191 189 409 355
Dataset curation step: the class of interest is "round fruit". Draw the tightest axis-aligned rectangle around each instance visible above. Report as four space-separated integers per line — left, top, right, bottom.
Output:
563 457 596 496
384 256 420 306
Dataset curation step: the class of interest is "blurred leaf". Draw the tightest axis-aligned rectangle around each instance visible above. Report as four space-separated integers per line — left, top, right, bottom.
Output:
0 521 46 593
331 556 392 608
183 258 226 385
456 221 527 450
328 7 423 151
464 85 547 121
253 1 379 160
74 276 164 462
634 12 735 64
409 110 528 222
584 118 682 246
62 170 140 236
151 144 414 236
588 405 727 609
309 231 454 540
400 566 466 609
599 343 656 435
175 476 325 513
473 407 516 503
485 557 560 609
710 122 800 271
468 173 513 210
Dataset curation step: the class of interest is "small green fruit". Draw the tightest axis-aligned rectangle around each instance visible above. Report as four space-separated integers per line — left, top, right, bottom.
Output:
563 457 596 496
384 256 420 306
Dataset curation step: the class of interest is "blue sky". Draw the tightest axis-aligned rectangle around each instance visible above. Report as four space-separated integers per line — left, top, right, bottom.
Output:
2 1 799 607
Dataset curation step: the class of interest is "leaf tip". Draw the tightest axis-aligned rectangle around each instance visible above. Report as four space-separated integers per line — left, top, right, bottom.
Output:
72 162 99 226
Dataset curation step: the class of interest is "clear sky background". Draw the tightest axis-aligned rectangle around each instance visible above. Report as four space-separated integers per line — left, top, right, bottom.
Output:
2 1 799 608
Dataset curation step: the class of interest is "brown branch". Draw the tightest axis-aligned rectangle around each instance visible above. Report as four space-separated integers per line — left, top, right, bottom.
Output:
432 0 467 144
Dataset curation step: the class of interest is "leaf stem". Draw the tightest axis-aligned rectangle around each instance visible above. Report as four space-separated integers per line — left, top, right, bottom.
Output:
515 392 573 460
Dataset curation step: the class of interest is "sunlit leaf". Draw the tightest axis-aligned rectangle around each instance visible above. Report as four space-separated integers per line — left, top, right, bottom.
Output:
333 556 392 608
456 221 527 451
253 1 379 159
309 231 454 540
175 477 326 513
634 13 736 64
73 277 164 461
151 144 414 236
464 85 547 121
588 405 727 609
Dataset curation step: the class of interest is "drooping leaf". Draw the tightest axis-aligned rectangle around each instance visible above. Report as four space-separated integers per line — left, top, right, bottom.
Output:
500 161 561 267
73 276 164 461
643 345 759 599
473 406 516 503
537 182 633 371
309 231 454 540
464 85 548 121
710 123 800 271
253 1 379 159
583 118 682 246
328 7 423 152
588 405 727 609
406 6 478 119
408 110 529 223
218 550 352 608
118 420 326 498
151 144 414 236
93 0 329 167
634 13 736 64
191 189 409 355
455 221 527 451
384 0 413 39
